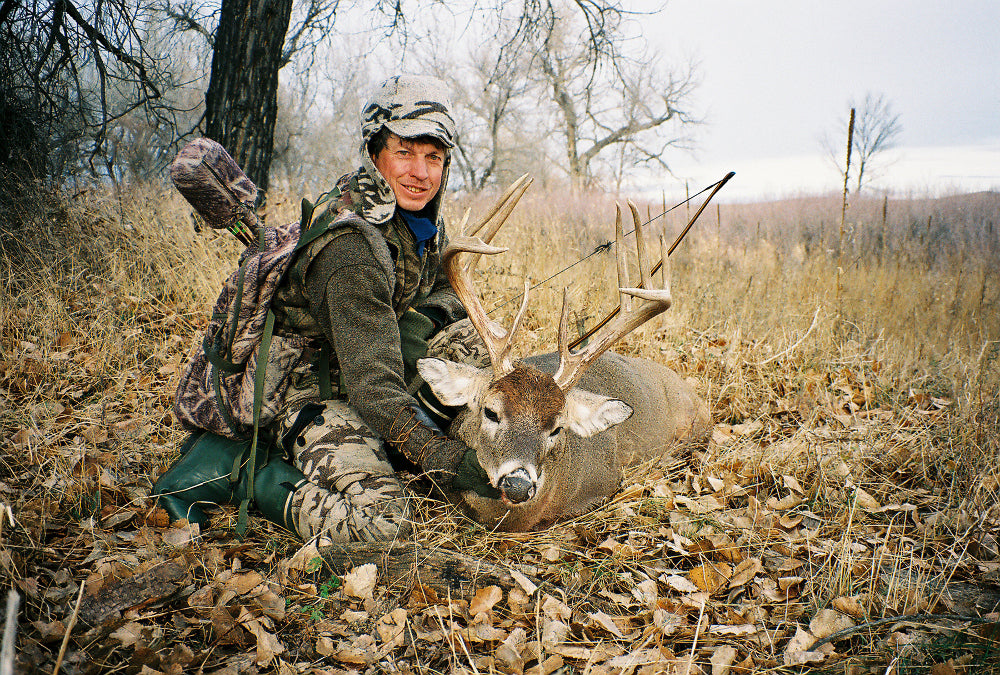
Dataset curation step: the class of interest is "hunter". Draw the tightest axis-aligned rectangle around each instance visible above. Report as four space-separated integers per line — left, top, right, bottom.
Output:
155 75 494 542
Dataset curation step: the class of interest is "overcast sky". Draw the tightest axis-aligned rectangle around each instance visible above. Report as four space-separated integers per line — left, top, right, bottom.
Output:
627 0 1000 200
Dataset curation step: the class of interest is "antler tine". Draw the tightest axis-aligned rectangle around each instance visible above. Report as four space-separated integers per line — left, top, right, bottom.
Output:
553 200 673 391
466 173 532 240
629 200 652 293
443 175 534 379
615 205 632 314
457 207 472 235
465 174 533 272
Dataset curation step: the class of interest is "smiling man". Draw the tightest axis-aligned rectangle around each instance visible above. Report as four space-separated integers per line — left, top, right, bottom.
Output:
156 75 496 543
258 74 491 541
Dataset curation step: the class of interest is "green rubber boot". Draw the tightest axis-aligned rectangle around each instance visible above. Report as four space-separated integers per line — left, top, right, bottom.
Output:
152 431 250 526
252 455 308 538
154 430 310 536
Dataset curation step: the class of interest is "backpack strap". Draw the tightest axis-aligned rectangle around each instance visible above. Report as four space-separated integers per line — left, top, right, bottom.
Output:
202 256 256 440
295 186 342 254
235 307 276 537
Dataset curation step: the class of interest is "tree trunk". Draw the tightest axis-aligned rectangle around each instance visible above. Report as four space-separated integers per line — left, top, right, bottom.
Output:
204 0 292 197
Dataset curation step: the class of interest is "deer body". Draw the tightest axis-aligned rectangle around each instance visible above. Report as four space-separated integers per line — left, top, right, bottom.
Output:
419 351 710 531
420 175 712 531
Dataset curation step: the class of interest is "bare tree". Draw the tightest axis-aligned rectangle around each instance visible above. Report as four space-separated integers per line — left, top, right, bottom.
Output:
851 93 902 192
535 9 698 190
823 92 902 193
164 0 349 196
0 0 175 185
203 0 293 196
270 41 375 193
169 0 634 197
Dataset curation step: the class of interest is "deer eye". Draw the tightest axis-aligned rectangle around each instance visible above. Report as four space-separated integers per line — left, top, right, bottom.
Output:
483 408 501 424
549 426 563 438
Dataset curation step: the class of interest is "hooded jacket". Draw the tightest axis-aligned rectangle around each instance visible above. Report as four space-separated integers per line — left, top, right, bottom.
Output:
271 76 466 442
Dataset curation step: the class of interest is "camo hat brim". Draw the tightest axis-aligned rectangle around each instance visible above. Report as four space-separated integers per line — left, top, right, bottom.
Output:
361 75 456 149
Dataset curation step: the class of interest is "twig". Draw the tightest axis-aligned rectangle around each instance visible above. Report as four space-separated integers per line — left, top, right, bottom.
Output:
1 591 20 675
52 582 86 675
755 306 822 366
685 594 706 674
807 613 989 652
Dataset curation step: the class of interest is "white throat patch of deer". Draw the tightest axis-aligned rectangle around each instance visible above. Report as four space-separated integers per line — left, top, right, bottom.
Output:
417 175 711 531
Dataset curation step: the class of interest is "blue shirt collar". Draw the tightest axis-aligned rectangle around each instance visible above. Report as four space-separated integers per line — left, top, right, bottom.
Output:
398 209 438 257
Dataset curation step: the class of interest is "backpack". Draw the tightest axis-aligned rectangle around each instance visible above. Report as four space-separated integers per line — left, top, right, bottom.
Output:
172 198 337 442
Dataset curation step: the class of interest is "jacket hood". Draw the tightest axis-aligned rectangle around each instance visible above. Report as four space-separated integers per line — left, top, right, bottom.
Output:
354 75 456 225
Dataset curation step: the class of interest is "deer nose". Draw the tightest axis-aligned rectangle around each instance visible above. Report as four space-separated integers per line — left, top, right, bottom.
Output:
498 468 536 503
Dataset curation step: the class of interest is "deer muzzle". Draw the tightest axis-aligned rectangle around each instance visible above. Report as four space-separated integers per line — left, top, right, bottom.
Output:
498 468 536 503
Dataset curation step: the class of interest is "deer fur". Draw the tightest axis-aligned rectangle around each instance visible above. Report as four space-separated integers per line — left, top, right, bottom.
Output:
418 350 711 531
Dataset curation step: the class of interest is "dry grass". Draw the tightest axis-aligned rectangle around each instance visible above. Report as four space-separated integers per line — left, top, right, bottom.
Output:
1 181 998 674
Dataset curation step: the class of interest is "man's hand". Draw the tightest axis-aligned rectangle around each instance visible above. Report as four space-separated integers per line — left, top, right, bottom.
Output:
388 406 500 497
453 448 501 499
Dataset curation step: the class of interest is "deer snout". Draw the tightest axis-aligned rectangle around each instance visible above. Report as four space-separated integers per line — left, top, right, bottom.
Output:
498 468 536 503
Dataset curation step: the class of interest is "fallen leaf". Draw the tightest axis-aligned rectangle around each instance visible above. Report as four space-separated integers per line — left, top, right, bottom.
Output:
710 644 738 675
675 494 726 514
632 579 658 608
507 586 530 615
342 563 377 601
187 585 214 615
809 608 854 639
32 619 67 643
161 522 199 547
588 610 628 638
409 583 439 607
540 545 562 562
688 562 732 595
662 574 701 594
239 608 285 665
509 568 538 595
541 594 571 621
227 571 264 596
778 576 804 592
471 621 506 643
728 557 762 589
783 626 833 666
376 607 408 647
930 662 960 675
541 618 569 647
315 636 336 657
853 487 880 511
831 596 866 619
286 541 322 574
253 588 285 621
783 475 805 494
767 493 803 510
470 585 503 615
709 624 758 636
495 627 527 669
779 513 803 529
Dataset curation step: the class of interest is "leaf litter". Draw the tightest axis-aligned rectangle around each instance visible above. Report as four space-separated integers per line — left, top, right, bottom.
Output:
2 202 999 674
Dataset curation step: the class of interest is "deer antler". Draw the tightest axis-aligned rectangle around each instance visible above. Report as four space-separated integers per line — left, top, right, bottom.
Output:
553 200 672 391
443 175 533 379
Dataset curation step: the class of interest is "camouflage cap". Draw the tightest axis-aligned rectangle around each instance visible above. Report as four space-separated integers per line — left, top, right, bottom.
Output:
361 75 455 149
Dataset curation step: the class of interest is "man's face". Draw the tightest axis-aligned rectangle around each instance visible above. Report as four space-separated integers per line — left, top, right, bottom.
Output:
373 132 446 212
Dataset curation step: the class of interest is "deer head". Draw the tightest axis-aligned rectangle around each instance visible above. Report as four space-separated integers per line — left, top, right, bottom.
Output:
417 176 673 507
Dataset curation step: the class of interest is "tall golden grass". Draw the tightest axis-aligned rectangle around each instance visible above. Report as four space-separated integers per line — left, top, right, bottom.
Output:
3 181 997 494
2 180 998 672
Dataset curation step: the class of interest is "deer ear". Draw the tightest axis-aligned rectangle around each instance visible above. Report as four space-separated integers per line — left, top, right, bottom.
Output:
564 389 633 437
417 358 485 406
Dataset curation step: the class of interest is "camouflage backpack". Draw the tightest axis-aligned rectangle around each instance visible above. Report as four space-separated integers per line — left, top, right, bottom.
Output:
174 217 304 441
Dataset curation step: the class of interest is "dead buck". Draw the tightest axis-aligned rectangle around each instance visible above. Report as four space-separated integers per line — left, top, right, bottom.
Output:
417 177 712 531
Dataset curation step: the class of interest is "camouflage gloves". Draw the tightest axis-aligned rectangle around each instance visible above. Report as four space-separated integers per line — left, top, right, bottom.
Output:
387 406 499 498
